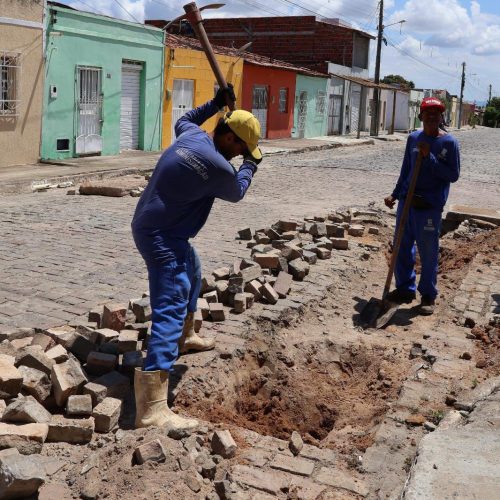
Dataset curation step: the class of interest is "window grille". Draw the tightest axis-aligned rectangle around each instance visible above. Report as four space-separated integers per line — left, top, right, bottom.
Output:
0 51 20 117
279 88 288 113
316 90 326 115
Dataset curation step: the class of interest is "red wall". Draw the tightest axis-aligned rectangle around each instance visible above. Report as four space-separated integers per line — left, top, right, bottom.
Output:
241 64 296 139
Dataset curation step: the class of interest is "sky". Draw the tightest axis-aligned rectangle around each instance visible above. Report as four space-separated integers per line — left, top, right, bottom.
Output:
62 0 500 103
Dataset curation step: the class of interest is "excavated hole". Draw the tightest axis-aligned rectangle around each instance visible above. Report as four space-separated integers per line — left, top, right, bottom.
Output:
175 335 402 450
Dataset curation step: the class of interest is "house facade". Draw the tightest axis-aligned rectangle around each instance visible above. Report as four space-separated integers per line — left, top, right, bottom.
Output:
41 4 164 160
0 0 45 168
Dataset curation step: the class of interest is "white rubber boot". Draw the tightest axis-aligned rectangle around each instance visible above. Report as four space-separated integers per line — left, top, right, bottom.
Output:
178 312 215 354
134 368 198 430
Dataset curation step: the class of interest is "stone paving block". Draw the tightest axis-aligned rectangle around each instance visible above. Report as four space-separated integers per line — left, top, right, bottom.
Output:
289 259 310 281
118 330 139 354
193 310 203 333
121 350 143 376
51 358 88 407
0 422 49 455
88 308 102 328
309 223 327 237
281 243 303 262
209 303 226 322
61 332 96 363
130 297 151 323
315 236 333 250
238 228 253 240
215 280 229 304
238 264 262 284
38 482 72 500
101 303 127 331
233 294 247 314
0 328 34 343
315 466 368 497
330 237 349 250
86 351 118 375
66 394 93 417
92 397 121 433
348 224 365 236
317 248 331 260
10 337 33 350
15 346 54 376
289 476 329 500
213 267 231 280
134 439 166 465
261 283 279 305
2 395 52 424
253 253 280 269
83 371 130 405
47 415 94 444
230 464 287 495
326 223 344 237
203 290 219 304
277 220 298 232
245 280 263 301
270 453 315 476
30 333 55 352
273 271 293 299
302 250 317 265
18 366 52 402
94 328 120 344
201 276 216 294
197 298 210 320
0 358 23 398
0 452 46 499
45 344 68 363
211 430 237 458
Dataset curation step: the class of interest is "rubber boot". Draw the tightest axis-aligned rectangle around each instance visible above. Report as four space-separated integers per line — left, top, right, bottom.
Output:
178 312 215 354
134 368 198 430
419 296 436 316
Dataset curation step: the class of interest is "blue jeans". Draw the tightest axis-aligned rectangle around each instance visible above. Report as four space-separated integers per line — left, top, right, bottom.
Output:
133 230 201 372
394 203 442 299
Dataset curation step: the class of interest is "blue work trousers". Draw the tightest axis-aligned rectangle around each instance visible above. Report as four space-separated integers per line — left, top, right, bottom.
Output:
133 231 201 372
394 202 442 299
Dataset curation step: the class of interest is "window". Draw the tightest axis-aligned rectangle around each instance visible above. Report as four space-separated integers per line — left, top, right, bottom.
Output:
278 87 288 113
0 51 20 116
316 90 326 115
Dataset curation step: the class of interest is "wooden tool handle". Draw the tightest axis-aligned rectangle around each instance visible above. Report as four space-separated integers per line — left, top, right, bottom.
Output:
382 152 424 300
183 2 236 110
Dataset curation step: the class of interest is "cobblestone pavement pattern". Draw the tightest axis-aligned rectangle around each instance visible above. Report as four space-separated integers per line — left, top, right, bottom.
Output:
0 128 498 330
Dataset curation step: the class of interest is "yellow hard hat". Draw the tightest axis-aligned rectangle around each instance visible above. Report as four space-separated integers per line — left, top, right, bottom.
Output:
223 110 262 161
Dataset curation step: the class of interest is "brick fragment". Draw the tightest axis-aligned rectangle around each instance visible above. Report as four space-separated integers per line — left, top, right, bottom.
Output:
93 397 122 433
45 344 68 363
51 358 88 407
0 422 48 455
211 430 237 458
86 351 117 375
273 272 293 298
330 237 349 250
261 283 279 304
47 415 94 444
101 303 127 331
66 394 93 417
118 330 139 354
209 303 226 322
18 366 51 402
2 396 52 424
0 452 46 499
134 439 166 465
0 358 23 398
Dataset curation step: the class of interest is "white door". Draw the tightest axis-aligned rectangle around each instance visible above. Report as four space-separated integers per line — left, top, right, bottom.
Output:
172 79 194 143
120 62 142 150
76 67 103 155
252 85 268 138
328 94 342 135
350 85 361 134
297 91 308 138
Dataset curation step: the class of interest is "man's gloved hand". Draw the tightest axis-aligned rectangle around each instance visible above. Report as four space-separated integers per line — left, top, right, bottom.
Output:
384 195 396 209
244 152 262 166
214 83 236 109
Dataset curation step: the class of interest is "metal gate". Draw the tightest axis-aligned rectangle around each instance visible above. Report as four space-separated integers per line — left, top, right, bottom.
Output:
76 67 102 155
252 85 268 138
327 94 342 135
350 85 361 134
120 61 142 150
171 79 194 143
297 91 308 138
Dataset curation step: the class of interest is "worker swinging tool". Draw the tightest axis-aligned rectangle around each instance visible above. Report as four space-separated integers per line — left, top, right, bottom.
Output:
131 3 262 430
361 96 460 328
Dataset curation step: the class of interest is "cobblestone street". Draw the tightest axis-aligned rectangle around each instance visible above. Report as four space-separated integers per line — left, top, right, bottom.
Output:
0 127 498 331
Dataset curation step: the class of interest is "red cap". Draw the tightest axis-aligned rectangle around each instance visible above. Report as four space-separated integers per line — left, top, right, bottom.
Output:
420 97 445 113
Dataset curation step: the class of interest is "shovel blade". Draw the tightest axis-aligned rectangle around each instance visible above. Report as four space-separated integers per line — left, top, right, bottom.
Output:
359 297 383 328
374 300 400 329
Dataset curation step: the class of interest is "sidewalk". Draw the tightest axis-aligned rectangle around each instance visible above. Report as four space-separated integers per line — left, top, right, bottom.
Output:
0 135 377 195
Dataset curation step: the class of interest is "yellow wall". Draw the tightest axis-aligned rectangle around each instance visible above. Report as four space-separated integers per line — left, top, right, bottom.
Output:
162 47 243 149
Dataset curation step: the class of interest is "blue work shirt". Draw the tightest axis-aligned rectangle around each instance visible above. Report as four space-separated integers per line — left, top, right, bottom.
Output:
132 100 256 241
392 130 460 209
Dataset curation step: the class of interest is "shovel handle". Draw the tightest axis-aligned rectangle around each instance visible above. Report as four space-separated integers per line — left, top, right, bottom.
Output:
382 152 424 300
183 2 236 110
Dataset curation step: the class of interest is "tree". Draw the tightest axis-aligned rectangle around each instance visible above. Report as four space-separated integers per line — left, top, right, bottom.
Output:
381 74 415 89
488 96 500 111
483 106 499 128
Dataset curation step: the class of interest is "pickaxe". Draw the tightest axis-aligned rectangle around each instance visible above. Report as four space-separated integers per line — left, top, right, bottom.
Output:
166 2 236 110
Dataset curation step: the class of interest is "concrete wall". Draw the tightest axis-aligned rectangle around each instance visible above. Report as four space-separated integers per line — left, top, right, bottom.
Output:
163 46 243 148
241 63 295 140
0 0 44 168
41 5 164 160
292 74 328 138
409 89 424 130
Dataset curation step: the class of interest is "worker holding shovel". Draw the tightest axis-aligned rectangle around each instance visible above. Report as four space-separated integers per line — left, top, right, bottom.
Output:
384 97 460 315
131 86 262 430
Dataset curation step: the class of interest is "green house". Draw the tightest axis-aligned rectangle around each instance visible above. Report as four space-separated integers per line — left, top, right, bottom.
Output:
41 4 164 160
292 74 329 138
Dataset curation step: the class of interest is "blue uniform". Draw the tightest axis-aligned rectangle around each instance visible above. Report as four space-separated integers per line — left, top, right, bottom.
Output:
391 130 460 299
132 100 257 371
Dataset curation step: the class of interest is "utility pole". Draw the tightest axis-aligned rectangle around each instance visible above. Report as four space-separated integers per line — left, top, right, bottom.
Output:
488 84 492 106
370 0 384 136
457 62 465 129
